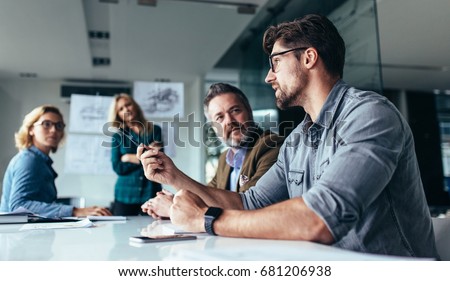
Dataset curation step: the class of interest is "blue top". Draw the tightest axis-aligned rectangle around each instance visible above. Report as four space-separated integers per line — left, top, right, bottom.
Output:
226 148 247 192
0 146 73 217
111 125 163 204
241 80 439 258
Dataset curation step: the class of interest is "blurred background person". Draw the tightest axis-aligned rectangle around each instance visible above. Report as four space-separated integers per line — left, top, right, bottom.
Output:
109 93 163 216
0 105 111 217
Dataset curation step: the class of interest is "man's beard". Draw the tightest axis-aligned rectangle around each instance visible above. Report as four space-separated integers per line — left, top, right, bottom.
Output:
225 130 249 148
276 67 307 110
223 122 259 148
276 90 297 110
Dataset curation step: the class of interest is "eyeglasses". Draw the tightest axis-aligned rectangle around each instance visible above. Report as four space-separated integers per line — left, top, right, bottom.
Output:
269 47 308 73
34 120 65 131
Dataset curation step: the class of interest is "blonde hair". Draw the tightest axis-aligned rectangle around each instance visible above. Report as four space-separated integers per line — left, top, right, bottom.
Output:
15 105 65 153
108 93 153 134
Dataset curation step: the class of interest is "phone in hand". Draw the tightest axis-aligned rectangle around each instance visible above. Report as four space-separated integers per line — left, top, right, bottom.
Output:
129 234 197 243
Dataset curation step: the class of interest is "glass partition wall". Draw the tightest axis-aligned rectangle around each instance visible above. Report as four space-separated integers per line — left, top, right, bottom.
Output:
216 0 382 134
205 0 382 182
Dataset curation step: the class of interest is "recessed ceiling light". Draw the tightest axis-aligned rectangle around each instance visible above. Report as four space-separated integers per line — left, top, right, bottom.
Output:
99 0 119 3
138 0 157 6
19 72 38 78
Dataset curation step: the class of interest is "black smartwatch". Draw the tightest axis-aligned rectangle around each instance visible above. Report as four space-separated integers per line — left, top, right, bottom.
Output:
204 207 223 236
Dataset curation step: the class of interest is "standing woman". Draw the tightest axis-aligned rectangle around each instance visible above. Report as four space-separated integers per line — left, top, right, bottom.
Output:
109 93 163 215
0 105 111 217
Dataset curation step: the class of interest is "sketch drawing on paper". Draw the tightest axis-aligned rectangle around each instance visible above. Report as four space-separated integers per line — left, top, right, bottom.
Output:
144 87 179 114
69 94 113 133
133 81 184 118
80 105 106 121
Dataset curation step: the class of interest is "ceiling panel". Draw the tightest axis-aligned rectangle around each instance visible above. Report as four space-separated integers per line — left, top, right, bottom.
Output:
0 0 268 82
377 0 450 91
0 0 91 79
1 0 449 92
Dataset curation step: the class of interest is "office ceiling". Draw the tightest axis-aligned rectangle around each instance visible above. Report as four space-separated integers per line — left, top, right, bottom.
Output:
0 0 449 92
0 0 268 84
377 0 450 92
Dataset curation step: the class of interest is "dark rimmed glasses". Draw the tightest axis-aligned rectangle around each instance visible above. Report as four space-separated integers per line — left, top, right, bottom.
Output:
269 47 308 73
34 120 66 131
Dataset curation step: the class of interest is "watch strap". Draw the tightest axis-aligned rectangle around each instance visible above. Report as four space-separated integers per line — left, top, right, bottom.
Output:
204 207 223 236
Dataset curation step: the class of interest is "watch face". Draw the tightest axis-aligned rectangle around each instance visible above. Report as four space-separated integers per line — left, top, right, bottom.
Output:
205 207 222 219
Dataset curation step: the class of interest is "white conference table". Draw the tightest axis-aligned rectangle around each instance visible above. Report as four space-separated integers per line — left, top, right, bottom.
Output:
0 216 419 261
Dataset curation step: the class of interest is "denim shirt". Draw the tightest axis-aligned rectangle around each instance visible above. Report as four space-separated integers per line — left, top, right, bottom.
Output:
0 146 73 217
241 80 438 258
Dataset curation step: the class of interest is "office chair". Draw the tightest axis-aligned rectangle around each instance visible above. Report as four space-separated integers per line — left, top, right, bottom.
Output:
432 217 450 260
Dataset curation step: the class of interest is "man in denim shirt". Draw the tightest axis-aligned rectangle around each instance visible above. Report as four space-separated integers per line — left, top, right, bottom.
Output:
139 14 438 258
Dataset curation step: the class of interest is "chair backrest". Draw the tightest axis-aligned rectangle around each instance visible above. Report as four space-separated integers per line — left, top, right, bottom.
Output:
432 217 450 260
55 197 86 208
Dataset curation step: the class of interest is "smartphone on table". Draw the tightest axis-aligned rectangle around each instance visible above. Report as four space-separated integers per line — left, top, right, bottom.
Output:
129 234 197 243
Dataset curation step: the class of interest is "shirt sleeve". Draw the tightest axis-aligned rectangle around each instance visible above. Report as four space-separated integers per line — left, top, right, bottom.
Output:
302 98 406 241
9 154 73 218
240 142 290 210
111 132 141 175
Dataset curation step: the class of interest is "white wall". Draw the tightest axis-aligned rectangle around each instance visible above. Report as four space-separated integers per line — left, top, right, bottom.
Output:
0 78 204 207
170 77 205 188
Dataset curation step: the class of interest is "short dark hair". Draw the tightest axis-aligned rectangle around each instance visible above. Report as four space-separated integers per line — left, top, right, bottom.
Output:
263 14 346 78
203 83 253 120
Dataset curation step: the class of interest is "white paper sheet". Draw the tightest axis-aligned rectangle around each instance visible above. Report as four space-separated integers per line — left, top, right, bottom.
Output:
19 218 94 231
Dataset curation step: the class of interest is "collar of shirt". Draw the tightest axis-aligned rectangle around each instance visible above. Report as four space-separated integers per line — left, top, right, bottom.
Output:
29 145 57 178
225 147 247 169
301 79 350 132
29 145 53 165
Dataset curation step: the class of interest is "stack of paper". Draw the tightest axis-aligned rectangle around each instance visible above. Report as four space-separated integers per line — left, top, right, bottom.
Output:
0 207 34 224
0 213 28 224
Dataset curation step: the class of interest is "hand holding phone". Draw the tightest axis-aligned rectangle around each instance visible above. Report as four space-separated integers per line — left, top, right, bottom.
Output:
129 234 196 243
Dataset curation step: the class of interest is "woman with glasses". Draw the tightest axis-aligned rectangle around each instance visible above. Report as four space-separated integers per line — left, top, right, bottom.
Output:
0 105 112 218
108 94 163 216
